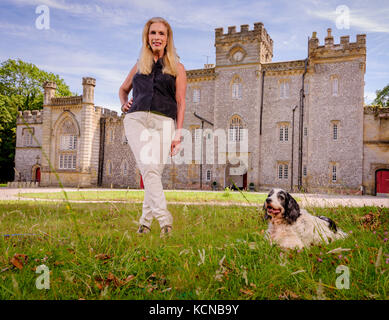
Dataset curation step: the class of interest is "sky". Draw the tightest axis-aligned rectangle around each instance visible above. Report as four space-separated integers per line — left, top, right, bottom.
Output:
1 0 388 113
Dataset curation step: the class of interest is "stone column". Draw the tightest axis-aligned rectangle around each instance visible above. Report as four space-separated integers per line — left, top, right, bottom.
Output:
79 77 96 187
40 82 56 186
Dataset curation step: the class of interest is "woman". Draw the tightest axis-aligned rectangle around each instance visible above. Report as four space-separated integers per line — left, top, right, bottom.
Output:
119 17 187 237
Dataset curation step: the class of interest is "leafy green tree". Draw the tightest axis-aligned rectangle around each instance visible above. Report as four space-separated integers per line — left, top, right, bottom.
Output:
0 59 73 182
373 84 389 107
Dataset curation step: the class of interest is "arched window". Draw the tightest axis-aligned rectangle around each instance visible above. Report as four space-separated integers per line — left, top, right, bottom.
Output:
59 118 78 170
229 115 244 142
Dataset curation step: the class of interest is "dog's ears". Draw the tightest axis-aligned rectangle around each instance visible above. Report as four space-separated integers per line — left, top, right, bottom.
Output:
284 192 300 224
262 202 271 220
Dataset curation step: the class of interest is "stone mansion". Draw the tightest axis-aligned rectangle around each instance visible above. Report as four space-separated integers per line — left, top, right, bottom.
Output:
13 23 389 195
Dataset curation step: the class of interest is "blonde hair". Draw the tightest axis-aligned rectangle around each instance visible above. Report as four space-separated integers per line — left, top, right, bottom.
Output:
137 17 179 76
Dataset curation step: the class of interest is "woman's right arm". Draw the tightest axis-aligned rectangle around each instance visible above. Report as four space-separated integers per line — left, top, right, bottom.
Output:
119 63 138 113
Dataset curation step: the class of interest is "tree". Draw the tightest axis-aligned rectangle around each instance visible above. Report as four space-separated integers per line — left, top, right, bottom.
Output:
0 59 73 182
373 84 389 107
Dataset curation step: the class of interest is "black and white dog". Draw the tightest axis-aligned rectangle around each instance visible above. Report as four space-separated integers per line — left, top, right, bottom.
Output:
263 188 347 249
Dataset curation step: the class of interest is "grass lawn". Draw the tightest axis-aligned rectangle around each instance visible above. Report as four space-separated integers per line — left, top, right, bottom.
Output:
18 189 268 204
0 200 388 300
0 184 7 187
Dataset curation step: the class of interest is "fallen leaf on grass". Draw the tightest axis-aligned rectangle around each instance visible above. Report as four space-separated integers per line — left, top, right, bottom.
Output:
10 254 28 270
279 290 300 300
95 254 111 261
240 288 254 296
95 273 135 290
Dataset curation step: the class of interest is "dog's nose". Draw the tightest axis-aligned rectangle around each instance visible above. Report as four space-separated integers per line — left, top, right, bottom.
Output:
266 198 271 204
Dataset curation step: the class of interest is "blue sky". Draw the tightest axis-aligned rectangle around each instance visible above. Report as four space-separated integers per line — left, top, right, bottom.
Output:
1 0 388 112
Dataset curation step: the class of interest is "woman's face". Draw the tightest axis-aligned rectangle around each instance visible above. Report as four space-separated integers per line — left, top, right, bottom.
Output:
148 22 168 56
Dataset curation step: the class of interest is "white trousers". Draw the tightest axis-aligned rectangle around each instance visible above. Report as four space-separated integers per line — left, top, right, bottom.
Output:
123 111 175 229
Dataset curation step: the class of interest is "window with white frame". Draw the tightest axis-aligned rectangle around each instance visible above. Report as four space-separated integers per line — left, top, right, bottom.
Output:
206 170 211 181
58 118 78 170
192 88 200 103
59 154 76 170
60 135 77 150
22 128 33 146
229 115 244 142
280 80 290 99
231 76 242 99
332 165 337 182
232 82 242 99
278 163 289 180
304 127 308 137
331 77 339 96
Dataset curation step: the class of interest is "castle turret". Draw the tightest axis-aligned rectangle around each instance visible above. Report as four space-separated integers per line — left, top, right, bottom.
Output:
82 77 96 104
43 81 56 105
215 22 273 66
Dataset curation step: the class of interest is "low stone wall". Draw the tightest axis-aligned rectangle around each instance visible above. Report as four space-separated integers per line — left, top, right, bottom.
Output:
7 181 40 188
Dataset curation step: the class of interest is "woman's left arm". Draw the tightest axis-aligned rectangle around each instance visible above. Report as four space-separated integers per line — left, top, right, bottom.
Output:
171 63 187 156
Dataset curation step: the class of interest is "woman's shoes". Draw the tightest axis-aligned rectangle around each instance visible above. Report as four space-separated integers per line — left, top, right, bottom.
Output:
160 225 172 238
136 225 151 234
136 224 172 237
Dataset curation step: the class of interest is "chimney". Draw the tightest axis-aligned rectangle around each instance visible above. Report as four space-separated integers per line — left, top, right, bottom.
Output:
43 81 56 105
82 77 96 104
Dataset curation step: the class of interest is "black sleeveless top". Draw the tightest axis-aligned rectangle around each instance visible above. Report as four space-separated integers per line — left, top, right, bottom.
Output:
128 58 177 120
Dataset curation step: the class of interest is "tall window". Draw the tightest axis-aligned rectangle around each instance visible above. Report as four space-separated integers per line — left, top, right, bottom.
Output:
206 170 211 181
279 124 289 142
333 123 338 140
280 80 290 99
22 128 33 146
107 161 113 176
331 76 339 96
122 161 128 175
192 88 200 103
58 118 78 170
231 76 242 99
278 164 289 180
229 115 244 142
332 165 337 182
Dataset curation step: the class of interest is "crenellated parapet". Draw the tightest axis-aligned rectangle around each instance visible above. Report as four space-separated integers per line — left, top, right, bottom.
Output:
215 22 273 65
50 95 83 106
308 28 366 67
187 67 216 83
16 110 43 124
262 60 306 76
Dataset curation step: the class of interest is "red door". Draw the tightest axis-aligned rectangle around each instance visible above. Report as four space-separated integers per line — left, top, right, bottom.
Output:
35 167 41 183
376 170 389 195
140 175 144 189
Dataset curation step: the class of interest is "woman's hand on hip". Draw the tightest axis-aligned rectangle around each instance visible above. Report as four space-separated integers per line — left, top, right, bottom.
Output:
170 138 181 156
121 98 133 113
